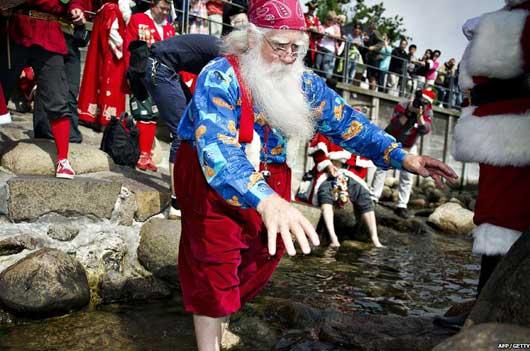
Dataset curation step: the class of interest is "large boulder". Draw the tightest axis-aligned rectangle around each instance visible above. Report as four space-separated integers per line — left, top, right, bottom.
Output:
433 323 530 351
7 176 121 222
427 202 475 235
137 218 181 284
467 230 530 328
0 248 90 315
0 140 113 176
98 272 172 304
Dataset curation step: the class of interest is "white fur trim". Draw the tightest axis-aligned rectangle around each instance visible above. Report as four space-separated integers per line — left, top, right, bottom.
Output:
355 156 375 168
466 9 527 80
328 150 352 162
452 107 530 166
245 130 261 171
316 159 332 172
341 170 370 192
307 142 328 155
118 0 132 24
473 223 522 255
0 111 11 125
459 45 475 90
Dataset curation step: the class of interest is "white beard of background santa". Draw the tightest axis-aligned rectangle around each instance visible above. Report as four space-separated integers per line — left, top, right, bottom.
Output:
453 0 530 293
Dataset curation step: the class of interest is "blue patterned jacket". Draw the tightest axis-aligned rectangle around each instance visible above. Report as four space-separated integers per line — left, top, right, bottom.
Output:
178 57 406 209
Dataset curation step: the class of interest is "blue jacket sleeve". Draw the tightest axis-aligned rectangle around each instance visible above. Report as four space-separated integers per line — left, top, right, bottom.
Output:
189 62 275 209
303 72 407 169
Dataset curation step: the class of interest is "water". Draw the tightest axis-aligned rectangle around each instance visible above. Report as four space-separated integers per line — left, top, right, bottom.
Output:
0 221 479 350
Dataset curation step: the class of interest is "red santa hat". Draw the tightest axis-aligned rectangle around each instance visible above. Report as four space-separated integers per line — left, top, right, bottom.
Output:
421 89 436 105
247 0 307 31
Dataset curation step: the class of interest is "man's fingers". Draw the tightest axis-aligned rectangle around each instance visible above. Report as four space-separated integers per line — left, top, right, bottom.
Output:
280 224 296 256
290 222 311 254
431 173 445 189
299 215 320 247
267 222 278 256
424 157 458 179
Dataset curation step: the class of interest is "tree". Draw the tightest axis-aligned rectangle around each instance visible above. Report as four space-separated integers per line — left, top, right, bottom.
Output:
316 0 410 44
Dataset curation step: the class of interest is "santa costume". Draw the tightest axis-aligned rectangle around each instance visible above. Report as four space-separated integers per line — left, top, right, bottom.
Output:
125 4 175 171
0 83 11 125
78 0 129 129
305 132 374 206
453 0 530 293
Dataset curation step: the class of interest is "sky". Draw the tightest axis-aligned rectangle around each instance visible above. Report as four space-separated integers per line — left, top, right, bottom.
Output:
308 0 505 63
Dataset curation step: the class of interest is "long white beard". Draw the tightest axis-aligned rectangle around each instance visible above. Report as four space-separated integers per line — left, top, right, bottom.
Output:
239 45 315 139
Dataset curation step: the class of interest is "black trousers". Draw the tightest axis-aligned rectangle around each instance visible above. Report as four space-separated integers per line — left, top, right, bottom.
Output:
477 254 502 297
0 41 71 120
33 34 83 143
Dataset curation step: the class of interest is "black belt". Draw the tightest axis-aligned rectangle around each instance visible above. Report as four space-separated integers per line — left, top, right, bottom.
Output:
470 74 530 106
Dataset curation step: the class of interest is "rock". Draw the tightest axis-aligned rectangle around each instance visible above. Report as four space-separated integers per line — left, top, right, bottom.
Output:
447 197 464 206
381 186 392 200
427 202 475 235
137 218 181 284
47 223 79 241
292 202 321 228
7 176 121 222
0 140 114 176
0 174 10 216
376 210 431 235
420 178 436 192
98 272 171 304
408 198 427 209
433 323 530 351
0 235 38 256
0 248 90 315
444 299 476 317
111 187 137 226
467 230 530 328
121 178 170 222
427 188 445 203
468 199 476 211
391 189 399 202
341 240 372 251
384 177 397 188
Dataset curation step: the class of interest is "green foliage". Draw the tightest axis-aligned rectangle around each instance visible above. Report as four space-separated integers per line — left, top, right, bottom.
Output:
315 0 410 44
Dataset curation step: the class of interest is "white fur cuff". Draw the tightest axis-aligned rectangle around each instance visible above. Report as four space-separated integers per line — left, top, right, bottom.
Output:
473 223 522 255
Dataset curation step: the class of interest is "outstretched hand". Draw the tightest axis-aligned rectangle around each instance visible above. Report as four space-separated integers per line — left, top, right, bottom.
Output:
402 154 458 188
257 194 320 256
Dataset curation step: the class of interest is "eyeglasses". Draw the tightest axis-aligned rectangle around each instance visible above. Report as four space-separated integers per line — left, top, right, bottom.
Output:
263 36 303 58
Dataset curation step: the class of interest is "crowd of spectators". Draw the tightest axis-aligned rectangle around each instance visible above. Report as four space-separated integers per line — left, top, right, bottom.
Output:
303 2 463 108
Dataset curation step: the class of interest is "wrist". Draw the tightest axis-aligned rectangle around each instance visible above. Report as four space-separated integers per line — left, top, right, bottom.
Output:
389 147 407 169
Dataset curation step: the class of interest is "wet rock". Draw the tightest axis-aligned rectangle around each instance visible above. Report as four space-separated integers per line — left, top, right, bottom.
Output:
468 199 476 211
428 202 475 235
420 178 436 192
467 230 530 328
111 187 137 226
0 248 90 315
433 323 530 351
137 218 181 284
7 176 121 222
384 177 397 188
377 211 431 235
123 178 170 222
444 299 476 317
98 272 171 304
0 235 39 256
0 175 9 215
341 240 372 251
0 140 113 176
426 188 445 203
381 186 393 200
408 197 427 209
47 223 79 241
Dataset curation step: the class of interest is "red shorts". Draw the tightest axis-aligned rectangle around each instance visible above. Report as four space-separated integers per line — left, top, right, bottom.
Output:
174 142 291 317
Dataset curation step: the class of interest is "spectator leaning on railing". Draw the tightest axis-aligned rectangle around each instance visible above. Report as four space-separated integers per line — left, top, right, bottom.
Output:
434 57 456 106
315 11 341 79
363 22 385 90
377 34 392 92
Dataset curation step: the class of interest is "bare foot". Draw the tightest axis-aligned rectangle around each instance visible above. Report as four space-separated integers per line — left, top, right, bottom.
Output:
329 242 341 249
373 242 384 248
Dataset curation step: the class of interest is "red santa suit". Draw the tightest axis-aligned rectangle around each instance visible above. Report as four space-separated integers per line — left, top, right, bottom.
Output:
453 0 530 256
78 1 128 128
304 12 321 66
0 83 11 125
306 133 374 206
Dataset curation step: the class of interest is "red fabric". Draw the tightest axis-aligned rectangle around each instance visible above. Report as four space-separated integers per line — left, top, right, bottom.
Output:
175 141 290 317
179 71 198 93
8 0 85 55
474 98 530 117
18 67 36 101
225 55 254 144
125 12 175 68
385 101 433 148
78 2 127 127
136 121 157 154
206 0 223 15
0 83 10 122
305 14 321 64
474 164 530 232
248 0 306 31
50 117 70 160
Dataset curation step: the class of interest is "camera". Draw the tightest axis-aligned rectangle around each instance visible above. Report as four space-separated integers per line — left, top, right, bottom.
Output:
412 89 425 109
